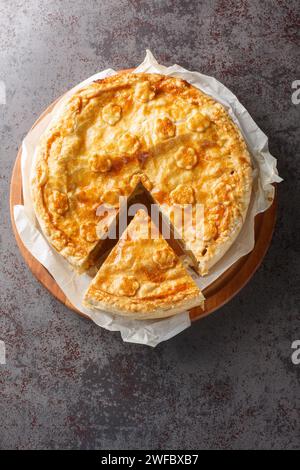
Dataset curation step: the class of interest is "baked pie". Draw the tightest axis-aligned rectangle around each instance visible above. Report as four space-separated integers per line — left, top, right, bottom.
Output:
31 71 253 317
83 210 204 319
31 72 252 277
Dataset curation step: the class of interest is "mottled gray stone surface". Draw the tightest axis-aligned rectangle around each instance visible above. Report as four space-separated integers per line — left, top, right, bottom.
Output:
0 0 299 450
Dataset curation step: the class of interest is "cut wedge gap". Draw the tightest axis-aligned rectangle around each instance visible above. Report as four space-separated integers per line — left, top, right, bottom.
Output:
88 180 200 275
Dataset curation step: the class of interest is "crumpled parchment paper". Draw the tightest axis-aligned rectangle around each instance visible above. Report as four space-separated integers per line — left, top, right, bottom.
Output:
14 50 282 347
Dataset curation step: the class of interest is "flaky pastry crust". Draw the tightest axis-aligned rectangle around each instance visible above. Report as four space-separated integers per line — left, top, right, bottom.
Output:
31 72 252 275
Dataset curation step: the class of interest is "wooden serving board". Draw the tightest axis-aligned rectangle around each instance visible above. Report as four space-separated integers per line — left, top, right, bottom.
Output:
9 71 277 322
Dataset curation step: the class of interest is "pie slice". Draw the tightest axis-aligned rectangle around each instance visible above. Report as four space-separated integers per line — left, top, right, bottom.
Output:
83 209 204 320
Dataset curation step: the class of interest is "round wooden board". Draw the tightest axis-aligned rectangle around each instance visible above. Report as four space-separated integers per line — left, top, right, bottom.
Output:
9 71 277 322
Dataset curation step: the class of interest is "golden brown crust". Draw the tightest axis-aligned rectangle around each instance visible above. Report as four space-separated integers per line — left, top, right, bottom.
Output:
31 72 252 274
83 210 204 319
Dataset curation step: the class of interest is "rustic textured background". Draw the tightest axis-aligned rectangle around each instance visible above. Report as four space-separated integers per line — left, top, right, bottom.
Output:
0 0 299 450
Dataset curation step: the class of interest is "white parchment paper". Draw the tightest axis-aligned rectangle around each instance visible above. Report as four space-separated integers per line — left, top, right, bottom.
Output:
14 50 282 347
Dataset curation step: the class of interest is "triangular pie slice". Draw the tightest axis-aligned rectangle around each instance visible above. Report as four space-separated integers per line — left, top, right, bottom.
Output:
83 209 204 320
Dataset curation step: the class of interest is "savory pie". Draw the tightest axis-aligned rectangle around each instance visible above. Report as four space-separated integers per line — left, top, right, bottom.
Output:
83 210 204 319
31 72 252 275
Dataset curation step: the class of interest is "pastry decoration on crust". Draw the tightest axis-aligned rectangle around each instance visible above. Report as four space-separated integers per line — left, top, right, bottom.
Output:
31 73 252 278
